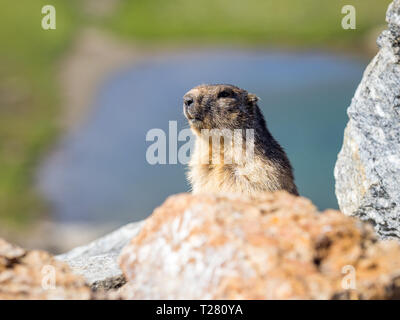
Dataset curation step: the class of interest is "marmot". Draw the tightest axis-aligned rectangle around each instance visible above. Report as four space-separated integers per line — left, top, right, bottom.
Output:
183 84 298 196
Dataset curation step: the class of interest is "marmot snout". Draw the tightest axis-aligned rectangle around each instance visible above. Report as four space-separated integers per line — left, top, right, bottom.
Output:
183 84 298 196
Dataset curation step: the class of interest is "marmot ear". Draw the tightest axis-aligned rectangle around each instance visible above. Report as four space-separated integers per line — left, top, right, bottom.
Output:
247 93 259 105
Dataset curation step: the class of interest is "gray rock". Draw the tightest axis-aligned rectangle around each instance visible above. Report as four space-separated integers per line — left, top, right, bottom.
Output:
335 0 400 239
56 221 144 291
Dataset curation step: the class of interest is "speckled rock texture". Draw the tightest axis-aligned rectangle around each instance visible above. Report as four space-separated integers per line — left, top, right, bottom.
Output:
334 0 400 239
57 221 143 291
0 239 92 300
119 192 400 300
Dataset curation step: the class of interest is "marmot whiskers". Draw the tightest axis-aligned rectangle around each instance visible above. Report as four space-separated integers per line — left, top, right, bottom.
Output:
183 84 298 196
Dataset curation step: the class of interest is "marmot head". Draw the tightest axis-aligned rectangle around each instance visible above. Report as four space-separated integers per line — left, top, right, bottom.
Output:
183 84 259 133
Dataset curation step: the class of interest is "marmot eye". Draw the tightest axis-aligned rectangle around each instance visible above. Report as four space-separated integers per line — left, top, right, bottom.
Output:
218 90 232 98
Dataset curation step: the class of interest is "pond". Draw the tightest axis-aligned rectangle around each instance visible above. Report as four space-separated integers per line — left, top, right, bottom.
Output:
38 50 365 223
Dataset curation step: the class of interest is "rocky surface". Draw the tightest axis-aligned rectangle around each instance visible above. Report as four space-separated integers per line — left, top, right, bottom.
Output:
119 192 400 300
334 0 400 239
57 221 143 291
3 191 400 300
0 238 91 299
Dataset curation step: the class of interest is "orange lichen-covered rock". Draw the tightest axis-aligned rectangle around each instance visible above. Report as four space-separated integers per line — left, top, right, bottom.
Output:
119 192 400 299
0 239 91 300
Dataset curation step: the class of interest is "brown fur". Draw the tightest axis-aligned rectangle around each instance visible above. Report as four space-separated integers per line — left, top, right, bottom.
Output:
183 84 298 196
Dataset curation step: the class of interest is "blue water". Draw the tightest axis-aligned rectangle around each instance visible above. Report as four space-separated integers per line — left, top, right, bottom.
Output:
38 50 365 223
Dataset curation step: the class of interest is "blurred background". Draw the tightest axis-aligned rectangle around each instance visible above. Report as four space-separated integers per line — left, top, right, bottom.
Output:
0 0 392 252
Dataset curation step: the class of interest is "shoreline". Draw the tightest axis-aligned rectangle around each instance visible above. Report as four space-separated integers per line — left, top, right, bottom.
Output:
58 27 377 133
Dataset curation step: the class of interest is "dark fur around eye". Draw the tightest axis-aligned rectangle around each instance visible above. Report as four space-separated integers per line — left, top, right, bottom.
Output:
218 90 233 98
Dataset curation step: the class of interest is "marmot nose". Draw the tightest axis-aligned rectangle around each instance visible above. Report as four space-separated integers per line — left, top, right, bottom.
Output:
184 97 194 107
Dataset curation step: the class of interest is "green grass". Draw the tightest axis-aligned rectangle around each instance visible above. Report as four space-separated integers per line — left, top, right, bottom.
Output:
108 0 391 48
0 0 80 226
